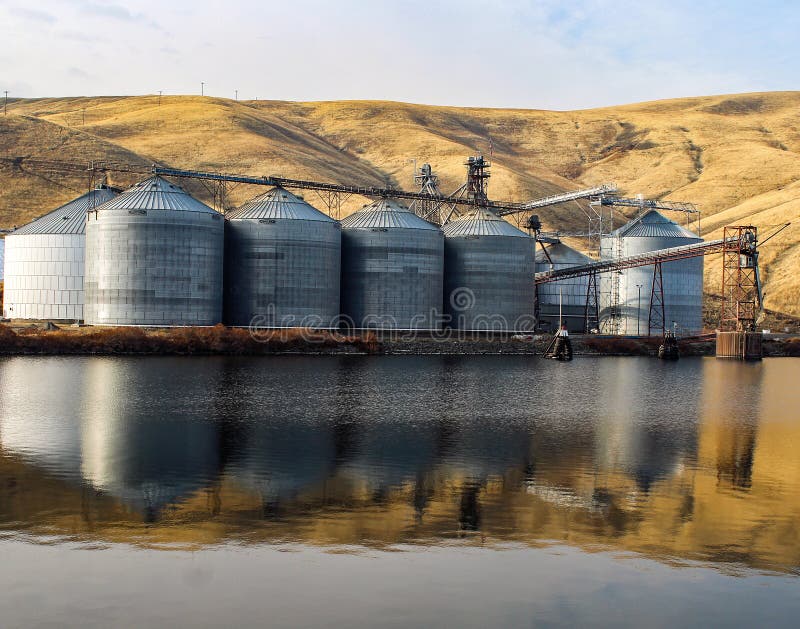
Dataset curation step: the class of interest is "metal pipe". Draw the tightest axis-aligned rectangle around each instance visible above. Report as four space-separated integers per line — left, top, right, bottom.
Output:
636 284 642 336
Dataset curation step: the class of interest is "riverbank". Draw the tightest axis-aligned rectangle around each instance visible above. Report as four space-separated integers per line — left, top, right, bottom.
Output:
1 323 799 357
0 324 378 355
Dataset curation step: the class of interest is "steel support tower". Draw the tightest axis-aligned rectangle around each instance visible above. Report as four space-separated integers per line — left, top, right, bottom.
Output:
720 226 759 331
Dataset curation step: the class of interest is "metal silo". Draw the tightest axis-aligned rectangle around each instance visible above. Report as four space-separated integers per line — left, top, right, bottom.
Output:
2 187 118 321
599 210 703 335
442 209 535 332
340 198 443 330
84 176 224 326
535 241 594 333
224 187 340 328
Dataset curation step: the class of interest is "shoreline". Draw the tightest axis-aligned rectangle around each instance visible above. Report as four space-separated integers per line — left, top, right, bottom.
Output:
1 323 799 357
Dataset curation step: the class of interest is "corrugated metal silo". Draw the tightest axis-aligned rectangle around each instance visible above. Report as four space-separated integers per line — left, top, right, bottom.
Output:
84 176 224 326
599 210 703 335
224 187 340 328
2 187 118 320
340 198 443 330
442 209 535 332
535 241 594 333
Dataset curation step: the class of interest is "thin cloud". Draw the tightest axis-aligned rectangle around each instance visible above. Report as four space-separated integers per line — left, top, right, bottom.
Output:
10 7 57 23
68 67 91 79
57 29 110 43
80 2 135 21
80 2 165 32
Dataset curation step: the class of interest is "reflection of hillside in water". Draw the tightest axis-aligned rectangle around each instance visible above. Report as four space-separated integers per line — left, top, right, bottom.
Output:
0 356 798 572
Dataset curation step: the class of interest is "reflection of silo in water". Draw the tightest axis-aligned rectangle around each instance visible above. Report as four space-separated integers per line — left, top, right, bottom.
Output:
0 357 87 481
412 356 535 528
333 358 441 496
593 358 700 491
225 423 337 506
217 356 353 507
80 358 223 518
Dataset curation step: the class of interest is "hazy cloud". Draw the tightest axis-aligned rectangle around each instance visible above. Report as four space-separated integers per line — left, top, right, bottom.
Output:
10 7 56 23
80 1 164 31
57 28 110 43
67 67 91 79
81 2 135 21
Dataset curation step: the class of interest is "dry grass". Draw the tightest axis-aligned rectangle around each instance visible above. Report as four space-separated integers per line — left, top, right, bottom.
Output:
0 323 379 355
2 92 799 315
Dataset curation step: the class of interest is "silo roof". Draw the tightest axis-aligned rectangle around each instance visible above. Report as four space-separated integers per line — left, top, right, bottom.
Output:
442 208 530 238
612 210 700 239
95 176 218 214
535 242 594 265
11 187 119 235
227 187 335 222
341 198 440 230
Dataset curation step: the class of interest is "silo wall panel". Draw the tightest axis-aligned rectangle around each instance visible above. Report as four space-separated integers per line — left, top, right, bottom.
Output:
224 219 341 328
85 210 224 326
444 235 535 332
341 227 443 330
2 233 85 320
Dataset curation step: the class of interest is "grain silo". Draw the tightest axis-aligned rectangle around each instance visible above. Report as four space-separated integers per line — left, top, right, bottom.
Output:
84 176 224 326
442 209 535 332
340 198 443 330
535 241 594 333
599 210 703 335
224 187 340 328
2 186 118 321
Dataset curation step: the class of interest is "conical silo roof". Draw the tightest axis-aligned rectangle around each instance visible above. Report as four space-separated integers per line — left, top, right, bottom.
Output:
341 198 439 230
12 187 119 235
612 209 699 239
535 242 594 265
442 208 530 238
96 176 217 214
227 187 335 222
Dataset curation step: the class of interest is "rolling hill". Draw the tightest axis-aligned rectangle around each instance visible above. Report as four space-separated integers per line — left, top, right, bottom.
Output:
1 92 798 321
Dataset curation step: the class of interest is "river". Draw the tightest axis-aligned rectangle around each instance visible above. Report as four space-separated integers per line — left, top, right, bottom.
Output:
0 355 798 627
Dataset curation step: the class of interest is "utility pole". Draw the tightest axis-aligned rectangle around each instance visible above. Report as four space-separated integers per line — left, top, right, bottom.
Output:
235 89 238 101
158 90 162 106
636 284 642 336
201 82 205 96
3 91 8 115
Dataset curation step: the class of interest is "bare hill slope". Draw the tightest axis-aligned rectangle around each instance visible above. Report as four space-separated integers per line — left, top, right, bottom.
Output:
1 92 798 317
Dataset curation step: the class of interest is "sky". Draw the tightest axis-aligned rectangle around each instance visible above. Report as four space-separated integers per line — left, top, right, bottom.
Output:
0 0 797 109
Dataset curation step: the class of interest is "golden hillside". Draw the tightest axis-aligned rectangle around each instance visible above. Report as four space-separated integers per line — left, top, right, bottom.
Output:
1 92 798 318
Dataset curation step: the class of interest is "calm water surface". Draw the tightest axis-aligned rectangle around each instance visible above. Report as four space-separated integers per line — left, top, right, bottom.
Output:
0 355 798 628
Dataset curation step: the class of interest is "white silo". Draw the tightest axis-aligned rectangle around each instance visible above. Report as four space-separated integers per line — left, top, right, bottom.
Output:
599 210 704 335
2 187 118 321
